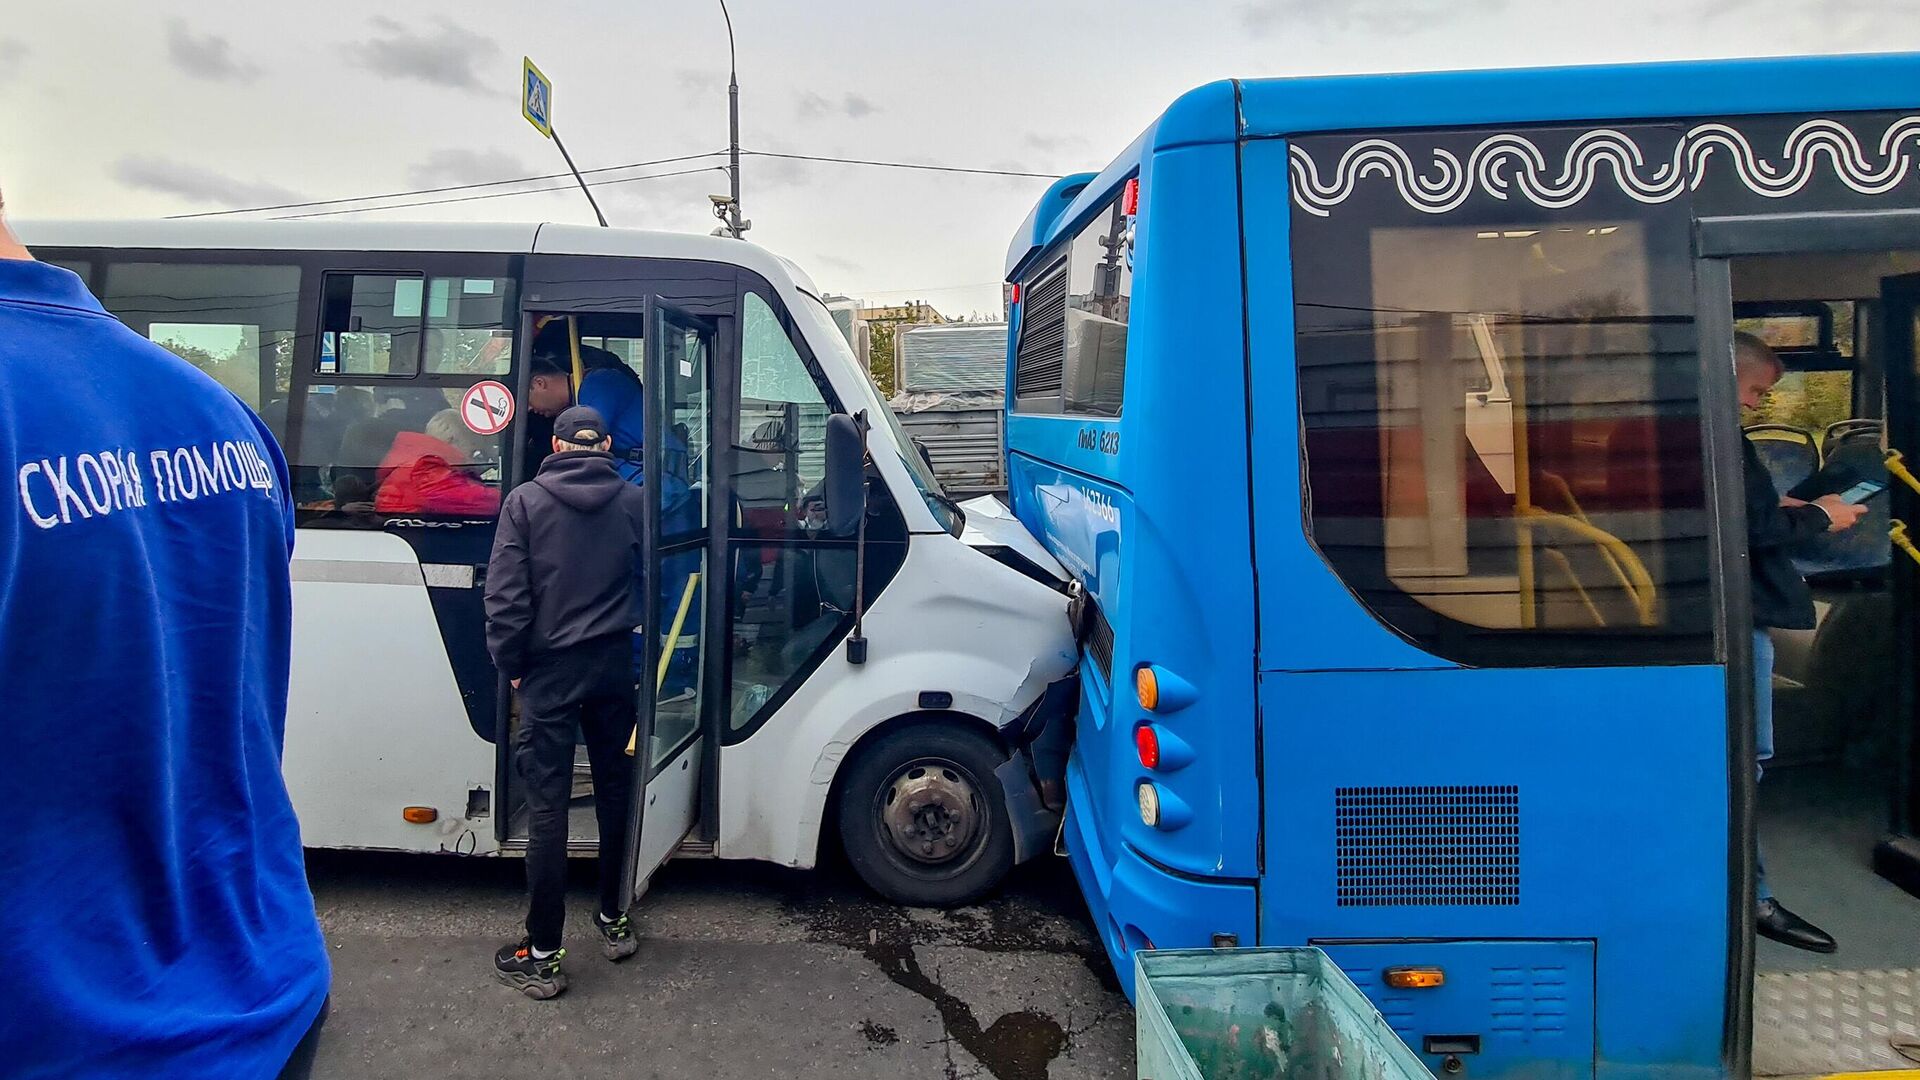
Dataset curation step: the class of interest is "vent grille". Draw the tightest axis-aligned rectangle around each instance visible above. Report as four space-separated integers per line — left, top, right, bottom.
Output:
1335 785 1520 907
1084 600 1115 683
1013 254 1068 400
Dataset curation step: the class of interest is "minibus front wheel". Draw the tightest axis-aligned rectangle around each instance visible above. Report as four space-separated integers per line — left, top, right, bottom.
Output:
838 723 1014 906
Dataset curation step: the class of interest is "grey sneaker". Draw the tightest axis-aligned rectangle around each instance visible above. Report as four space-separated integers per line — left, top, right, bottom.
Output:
595 912 639 961
494 939 567 999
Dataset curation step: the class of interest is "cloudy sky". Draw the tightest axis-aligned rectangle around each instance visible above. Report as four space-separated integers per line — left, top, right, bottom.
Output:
4 0 1916 316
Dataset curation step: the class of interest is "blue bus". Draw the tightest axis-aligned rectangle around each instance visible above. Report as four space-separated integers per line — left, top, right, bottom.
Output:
1002 53 1920 1079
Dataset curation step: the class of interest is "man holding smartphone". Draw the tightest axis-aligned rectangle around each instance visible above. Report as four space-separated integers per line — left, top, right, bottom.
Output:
1736 331 1867 953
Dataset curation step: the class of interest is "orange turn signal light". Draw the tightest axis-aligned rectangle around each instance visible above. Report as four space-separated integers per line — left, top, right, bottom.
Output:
1384 966 1445 989
402 806 439 824
1135 666 1159 711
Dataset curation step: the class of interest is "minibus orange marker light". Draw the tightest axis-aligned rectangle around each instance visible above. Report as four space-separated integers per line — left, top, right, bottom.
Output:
1384 967 1445 989
402 806 439 824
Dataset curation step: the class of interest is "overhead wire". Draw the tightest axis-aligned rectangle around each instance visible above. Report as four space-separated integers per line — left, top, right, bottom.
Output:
741 150 1056 179
169 150 730 220
182 149 1061 220
270 166 729 220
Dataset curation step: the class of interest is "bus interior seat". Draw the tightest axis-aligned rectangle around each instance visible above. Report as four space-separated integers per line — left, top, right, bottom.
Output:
1745 424 1822 497
1793 427 1891 581
1769 589 1895 769
1823 418 1883 456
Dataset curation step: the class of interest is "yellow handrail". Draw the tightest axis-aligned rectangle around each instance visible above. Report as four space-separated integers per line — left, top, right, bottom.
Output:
627 571 702 757
567 316 586 392
1888 449 1920 497
1893 521 1920 569
1519 507 1658 627
1539 548 1607 627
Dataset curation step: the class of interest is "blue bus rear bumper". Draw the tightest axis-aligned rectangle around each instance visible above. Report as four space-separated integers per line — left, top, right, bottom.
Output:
1060 756 1258 1000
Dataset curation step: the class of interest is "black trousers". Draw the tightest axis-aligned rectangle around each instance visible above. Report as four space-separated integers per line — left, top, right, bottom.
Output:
514 636 636 952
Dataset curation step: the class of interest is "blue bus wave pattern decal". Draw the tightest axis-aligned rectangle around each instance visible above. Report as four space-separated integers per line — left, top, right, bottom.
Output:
1289 115 1920 215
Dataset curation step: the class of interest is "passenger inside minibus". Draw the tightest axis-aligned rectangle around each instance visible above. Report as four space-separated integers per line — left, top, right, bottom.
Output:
1735 250 1920 1073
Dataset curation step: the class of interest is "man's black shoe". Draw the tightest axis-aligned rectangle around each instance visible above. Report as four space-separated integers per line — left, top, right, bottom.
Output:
494 939 568 999
1756 898 1838 954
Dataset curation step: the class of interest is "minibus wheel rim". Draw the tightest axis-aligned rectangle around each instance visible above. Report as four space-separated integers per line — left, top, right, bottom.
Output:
880 757 983 865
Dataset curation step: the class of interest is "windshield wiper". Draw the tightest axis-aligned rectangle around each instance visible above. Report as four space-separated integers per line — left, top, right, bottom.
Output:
931 488 966 534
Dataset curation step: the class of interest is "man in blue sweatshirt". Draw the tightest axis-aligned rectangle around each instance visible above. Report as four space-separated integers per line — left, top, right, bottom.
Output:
0 197 330 1078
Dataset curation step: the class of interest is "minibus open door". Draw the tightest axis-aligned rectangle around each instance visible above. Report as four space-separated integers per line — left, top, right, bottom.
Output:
619 297 717 903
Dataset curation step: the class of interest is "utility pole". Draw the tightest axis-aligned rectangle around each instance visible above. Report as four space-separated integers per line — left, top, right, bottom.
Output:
720 0 743 238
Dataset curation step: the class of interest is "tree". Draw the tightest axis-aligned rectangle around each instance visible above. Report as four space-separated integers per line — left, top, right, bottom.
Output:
867 319 899 396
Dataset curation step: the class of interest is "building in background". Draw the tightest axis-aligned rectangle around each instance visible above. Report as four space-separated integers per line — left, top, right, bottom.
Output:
821 294 871 372
897 322 1004 394
858 300 948 327
888 321 1008 496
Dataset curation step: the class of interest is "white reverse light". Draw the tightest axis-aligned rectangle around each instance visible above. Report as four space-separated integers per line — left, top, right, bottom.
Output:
1137 781 1161 828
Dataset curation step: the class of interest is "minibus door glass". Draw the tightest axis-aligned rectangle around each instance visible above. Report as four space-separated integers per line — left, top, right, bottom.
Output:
624 298 716 903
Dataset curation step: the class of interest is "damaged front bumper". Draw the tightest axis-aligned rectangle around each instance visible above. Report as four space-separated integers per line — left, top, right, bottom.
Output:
996 673 1080 864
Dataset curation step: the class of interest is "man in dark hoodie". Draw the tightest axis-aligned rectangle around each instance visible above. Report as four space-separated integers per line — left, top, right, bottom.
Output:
485 405 646 998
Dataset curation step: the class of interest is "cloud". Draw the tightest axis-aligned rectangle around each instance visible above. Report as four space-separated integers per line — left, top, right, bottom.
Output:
164 19 260 83
1239 0 1505 35
353 17 496 92
112 156 303 207
812 252 862 274
674 68 724 105
408 148 532 189
796 91 881 120
0 38 27 86
1023 132 1090 156
747 154 811 189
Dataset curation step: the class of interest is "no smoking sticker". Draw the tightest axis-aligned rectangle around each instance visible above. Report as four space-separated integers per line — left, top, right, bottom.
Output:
460 381 515 436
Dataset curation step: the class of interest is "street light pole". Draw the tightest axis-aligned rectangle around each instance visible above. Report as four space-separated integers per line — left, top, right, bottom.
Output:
720 0 742 239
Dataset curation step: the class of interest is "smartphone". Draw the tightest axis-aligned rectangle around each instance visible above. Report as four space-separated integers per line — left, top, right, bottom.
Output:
1838 479 1888 504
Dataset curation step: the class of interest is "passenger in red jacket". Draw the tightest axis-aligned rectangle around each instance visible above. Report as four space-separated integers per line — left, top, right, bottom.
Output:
374 409 501 516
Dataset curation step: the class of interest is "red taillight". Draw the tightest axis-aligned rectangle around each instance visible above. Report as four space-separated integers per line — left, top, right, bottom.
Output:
1122 177 1140 216
1010 282 1022 305
1135 724 1160 769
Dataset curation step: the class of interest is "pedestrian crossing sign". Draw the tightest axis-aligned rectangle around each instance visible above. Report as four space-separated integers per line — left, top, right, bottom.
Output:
522 57 553 139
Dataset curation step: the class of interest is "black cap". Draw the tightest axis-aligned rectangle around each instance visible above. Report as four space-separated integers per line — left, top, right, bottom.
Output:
554 405 609 447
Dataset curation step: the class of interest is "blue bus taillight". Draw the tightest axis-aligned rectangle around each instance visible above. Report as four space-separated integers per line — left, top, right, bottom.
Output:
1135 724 1161 769
1136 723 1196 772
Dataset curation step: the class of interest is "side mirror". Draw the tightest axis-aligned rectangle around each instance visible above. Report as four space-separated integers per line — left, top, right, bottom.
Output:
824 412 868 536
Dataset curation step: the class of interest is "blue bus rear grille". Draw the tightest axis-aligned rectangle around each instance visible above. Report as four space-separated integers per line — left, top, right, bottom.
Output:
1334 785 1521 907
1490 966 1569 1035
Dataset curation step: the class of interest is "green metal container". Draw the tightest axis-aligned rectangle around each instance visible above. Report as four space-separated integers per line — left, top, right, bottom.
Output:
1135 948 1432 1080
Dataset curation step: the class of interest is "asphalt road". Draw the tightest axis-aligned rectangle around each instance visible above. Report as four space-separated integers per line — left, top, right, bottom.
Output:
305 850 1134 1080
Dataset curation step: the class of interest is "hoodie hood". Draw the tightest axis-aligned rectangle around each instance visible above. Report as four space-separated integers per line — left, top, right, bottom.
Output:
533 450 627 512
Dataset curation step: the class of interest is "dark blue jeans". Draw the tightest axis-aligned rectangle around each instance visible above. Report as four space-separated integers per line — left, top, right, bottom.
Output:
1754 629 1775 902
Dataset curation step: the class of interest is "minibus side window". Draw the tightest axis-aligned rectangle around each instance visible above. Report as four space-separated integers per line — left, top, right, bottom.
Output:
101 260 302 440
725 290 909 739
293 269 517 521
291 386 506 518
317 273 516 378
